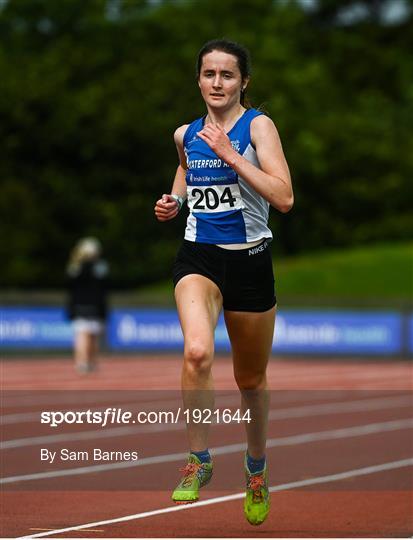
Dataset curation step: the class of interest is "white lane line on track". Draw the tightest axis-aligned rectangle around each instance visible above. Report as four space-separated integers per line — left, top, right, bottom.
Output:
2 388 198 409
2 394 412 449
2 417 412 484
1 393 142 408
268 394 413 419
17 457 413 539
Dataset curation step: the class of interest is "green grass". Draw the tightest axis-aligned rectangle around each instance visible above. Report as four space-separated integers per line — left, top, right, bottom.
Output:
274 242 412 307
125 242 412 309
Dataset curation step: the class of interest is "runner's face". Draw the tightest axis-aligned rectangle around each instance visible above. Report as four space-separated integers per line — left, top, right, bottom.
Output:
198 50 246 111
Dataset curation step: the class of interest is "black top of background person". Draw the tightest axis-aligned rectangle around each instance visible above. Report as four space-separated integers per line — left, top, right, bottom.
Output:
66 237 109 321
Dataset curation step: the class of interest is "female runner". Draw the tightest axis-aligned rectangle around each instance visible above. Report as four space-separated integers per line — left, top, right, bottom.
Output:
155 39 293 525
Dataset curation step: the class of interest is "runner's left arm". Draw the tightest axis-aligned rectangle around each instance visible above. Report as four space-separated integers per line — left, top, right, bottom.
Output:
197 116 293 213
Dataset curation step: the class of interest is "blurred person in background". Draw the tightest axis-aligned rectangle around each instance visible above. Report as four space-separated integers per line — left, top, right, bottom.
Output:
155 39 293 525
66 237 109 374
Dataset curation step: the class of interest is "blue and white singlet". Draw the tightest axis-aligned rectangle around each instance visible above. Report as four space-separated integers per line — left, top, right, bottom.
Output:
183 108 273 244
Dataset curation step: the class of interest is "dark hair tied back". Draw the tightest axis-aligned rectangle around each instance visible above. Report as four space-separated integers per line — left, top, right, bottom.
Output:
196 39 251 106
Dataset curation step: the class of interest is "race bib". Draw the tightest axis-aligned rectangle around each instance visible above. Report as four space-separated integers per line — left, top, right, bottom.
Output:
187 184 244 213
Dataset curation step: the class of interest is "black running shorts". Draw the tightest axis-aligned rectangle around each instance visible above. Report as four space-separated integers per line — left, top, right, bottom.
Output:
172 239 276 312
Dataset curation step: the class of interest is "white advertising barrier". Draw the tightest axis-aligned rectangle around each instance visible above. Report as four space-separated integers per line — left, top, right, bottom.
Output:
0 307 73 348
108 309 405 355
0 307 408 355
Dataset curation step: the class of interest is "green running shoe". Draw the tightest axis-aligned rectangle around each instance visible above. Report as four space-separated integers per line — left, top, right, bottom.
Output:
244 456 270 525
172 454 213 504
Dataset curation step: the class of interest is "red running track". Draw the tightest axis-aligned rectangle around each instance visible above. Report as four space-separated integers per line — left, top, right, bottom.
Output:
1 355 412 538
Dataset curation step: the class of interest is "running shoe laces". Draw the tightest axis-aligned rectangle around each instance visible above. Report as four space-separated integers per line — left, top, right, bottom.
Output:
244 456 270 526
172 454 213 504
248 473 265 497
179 462 202 487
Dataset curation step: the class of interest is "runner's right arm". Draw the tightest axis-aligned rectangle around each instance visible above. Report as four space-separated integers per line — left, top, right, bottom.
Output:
154 125 188 222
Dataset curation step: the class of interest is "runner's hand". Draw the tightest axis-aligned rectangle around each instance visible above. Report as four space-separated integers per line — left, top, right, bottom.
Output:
197 123 236 162
154 194 179 222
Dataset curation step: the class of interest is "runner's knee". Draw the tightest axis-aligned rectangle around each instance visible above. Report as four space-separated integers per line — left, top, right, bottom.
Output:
234 370 266 391
184 341 213 376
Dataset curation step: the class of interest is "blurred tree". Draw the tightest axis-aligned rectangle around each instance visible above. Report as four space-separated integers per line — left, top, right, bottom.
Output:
0 0 411 288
